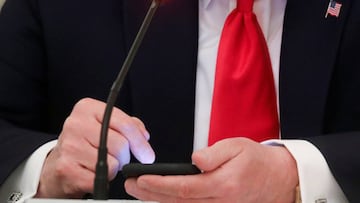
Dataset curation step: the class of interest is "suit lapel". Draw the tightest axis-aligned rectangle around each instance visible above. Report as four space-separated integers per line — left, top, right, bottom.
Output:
279 0 353 138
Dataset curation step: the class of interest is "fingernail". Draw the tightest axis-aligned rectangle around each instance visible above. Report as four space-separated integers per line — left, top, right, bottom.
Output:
144 131 150 140
140 148 156 164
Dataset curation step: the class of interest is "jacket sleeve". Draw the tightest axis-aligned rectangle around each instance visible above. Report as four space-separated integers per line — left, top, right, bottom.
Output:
0 0 57 185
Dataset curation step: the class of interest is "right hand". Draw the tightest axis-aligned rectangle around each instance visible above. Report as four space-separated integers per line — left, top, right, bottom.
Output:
35 98 155 198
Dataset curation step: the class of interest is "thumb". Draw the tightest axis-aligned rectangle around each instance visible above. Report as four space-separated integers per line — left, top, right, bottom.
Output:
191 138 245 172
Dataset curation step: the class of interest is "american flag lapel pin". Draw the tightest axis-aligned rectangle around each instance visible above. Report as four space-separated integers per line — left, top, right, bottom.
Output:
325 0 342 18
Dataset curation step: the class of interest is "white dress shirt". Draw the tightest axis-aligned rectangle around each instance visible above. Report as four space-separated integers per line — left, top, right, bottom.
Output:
0 0 349 202
195 0 348 202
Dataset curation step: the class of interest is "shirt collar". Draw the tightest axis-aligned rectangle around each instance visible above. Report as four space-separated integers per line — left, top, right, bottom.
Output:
201 0 236 11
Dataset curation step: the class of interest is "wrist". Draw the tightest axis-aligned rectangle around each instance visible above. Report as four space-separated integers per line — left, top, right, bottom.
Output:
269 145 299 202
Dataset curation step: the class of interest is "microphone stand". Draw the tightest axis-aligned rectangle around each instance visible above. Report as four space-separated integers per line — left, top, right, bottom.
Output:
94 0 162 200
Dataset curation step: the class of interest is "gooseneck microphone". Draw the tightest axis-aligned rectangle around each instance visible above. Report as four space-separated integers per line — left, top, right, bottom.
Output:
93 0 162 199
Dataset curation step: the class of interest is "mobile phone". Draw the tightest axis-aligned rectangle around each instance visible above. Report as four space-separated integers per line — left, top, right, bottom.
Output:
121 163 201 178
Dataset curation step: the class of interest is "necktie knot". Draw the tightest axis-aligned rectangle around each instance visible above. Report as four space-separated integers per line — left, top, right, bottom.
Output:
236 0 254 12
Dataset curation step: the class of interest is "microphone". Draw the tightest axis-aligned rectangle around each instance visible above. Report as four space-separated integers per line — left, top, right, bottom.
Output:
93 0 162 200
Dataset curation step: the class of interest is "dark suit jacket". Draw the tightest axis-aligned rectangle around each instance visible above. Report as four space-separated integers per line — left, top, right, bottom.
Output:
0 0 359 201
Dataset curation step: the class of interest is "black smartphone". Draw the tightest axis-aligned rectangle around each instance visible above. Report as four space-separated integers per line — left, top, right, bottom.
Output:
121 163 201 178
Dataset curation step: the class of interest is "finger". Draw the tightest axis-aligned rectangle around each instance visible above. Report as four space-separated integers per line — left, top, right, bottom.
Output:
134 173 221 199
72 98 155 165
78 110 151 166
68 117 129 170
73 98 150 141
86 99 155 164
107 128 131 170
50 153 96 197
85 122 142 168
107 112 155 164
125 178 215 203
78 140 122 180
131 116 150 140
68 166 95 195
192 138 249 172
61 134 121 180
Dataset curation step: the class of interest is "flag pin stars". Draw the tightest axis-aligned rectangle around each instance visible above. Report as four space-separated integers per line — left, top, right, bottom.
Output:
325 0 342 18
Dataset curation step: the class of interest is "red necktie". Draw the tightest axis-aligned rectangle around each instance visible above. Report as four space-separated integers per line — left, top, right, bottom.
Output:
208 0 279 146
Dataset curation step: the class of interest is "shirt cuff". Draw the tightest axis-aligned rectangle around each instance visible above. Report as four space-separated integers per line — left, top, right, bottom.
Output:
0 140 57 203
262 139 348 203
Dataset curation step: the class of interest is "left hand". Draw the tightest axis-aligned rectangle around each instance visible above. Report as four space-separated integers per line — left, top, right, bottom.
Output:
124 137 299 203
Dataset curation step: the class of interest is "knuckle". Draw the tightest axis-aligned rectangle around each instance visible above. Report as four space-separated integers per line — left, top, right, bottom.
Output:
76 98 94 108
177 180 192 198
219 181 238 196
53 157 70 179
119 119 137 134
62 116 82 133
56 141 81 166
131 116 144 126
59 138 78 154
72 98 95 114
131 116 141 122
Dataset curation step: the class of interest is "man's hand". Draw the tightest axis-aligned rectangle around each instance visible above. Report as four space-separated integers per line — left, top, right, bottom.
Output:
125 137 298 203
36 98 155 198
